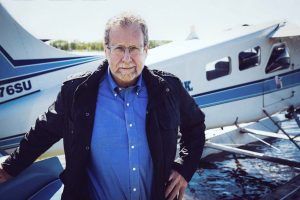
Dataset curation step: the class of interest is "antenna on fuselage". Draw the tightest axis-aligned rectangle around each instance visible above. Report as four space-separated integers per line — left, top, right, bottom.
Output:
186 25 199 40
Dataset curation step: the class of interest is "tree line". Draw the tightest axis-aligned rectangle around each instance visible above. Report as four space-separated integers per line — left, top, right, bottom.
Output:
50 40 172 51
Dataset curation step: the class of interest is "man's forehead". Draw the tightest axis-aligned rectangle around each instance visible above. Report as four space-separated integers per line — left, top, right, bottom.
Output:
109 24 144 45
109 23 142 34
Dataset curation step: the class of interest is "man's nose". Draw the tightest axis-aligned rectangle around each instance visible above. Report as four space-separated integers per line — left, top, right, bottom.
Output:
122 48 132 62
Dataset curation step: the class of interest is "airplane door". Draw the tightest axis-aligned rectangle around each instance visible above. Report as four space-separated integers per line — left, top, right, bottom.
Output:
263 75 294 108
262 43 295 110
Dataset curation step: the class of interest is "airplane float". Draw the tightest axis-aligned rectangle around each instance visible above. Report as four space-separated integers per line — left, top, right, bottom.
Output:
0 2 300 199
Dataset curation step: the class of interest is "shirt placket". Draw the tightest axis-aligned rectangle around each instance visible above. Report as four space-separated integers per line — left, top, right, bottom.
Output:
124 88 140 200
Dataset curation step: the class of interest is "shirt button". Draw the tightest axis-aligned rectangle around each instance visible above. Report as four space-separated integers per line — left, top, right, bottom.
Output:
136 92 139 96
70 130 74 134
126 103 130 107
129 123 133 127
131 145 135 149
85 146 90 151
114 93 117 97
133 167 136 171
85 112 90 117
133 188 137 192
166 88 170 92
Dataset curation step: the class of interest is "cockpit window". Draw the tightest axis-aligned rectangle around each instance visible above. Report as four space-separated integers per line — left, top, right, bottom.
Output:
206 57 231 81
265 44 290 73
239 46 261 70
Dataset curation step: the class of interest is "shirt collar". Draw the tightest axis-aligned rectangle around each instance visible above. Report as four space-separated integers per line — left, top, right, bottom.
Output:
107 67 143 95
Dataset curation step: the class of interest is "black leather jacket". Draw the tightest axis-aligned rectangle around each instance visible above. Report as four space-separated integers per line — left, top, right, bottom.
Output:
2 60 206 200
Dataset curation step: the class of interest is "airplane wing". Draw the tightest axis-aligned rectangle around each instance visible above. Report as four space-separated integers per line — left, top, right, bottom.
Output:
270 22 300 38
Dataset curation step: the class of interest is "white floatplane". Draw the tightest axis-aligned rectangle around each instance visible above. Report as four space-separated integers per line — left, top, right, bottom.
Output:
0 2 300 199
0 2 300 156
146 20 300 160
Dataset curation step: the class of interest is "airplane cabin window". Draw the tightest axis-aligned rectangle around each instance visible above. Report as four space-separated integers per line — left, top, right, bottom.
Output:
265 44 290 73
206 57 231 81
239 46 261 70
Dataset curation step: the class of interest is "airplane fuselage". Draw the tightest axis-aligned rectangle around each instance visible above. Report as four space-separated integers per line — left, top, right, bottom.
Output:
0 2 300 156
147 23 300 129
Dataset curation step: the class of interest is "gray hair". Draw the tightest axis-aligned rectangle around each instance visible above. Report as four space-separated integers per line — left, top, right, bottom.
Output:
104 12 148 47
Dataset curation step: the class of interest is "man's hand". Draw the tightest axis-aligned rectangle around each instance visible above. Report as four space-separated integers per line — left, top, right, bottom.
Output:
165 170 187 200
0 166 12 183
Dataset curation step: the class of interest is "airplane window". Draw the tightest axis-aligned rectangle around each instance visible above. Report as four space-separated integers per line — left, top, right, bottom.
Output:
265 44 290 74
239 46 261 70
206 57 231 81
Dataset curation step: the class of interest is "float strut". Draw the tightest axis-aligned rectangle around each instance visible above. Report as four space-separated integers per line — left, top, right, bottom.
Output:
263 109 300 150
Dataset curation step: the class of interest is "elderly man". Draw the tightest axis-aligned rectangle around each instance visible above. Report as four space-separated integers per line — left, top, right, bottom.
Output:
0 12 205 200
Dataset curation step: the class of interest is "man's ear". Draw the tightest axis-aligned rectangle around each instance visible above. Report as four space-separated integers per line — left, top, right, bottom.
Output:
145 44 149 52
144 45 149 57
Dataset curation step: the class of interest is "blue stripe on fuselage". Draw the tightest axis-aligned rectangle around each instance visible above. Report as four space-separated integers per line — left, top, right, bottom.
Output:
0 45 91 66
1 44 299 110
0 45 102 84
193 69 300 108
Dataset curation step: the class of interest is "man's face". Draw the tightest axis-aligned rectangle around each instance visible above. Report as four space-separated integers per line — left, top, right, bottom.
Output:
105 24 148 87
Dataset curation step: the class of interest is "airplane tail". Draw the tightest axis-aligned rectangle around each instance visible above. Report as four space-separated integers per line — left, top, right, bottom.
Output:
0 3 101 83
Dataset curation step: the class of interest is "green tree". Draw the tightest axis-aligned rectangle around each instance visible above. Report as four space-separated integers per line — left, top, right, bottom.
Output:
50 40 170 51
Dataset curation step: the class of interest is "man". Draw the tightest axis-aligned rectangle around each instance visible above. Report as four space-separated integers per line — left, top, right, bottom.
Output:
0 12 205 200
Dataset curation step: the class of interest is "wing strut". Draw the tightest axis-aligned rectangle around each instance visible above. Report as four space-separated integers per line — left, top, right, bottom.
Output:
205 142 300 168
235 119 280 151
263 109 300 151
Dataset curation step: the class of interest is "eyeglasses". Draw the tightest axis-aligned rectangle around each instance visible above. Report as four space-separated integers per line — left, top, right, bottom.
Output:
107 45 145 57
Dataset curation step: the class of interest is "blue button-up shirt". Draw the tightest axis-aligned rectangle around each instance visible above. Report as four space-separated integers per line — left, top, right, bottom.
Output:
87 68 153 200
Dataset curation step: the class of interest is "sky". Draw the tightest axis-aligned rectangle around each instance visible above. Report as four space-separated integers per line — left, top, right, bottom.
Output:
1 0 300 42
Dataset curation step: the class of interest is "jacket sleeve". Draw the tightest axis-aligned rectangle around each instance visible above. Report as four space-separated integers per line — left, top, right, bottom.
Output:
1 87 66 176
173 80 206 182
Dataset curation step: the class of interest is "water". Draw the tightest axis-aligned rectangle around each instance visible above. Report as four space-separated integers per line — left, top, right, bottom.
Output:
185 118 300 200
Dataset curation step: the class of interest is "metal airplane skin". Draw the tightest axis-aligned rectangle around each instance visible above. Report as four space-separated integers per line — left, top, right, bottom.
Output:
0 2 300 199
0 3 300 155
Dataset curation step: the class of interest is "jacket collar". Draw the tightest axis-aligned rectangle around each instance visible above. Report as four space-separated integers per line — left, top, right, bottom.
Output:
93 59 168 93
76 59 168 109
142 66 169 110
75 59 108 96
142 66 164 93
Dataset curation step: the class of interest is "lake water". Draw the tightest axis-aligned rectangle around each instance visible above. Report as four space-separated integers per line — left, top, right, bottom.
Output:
185 118 300 200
